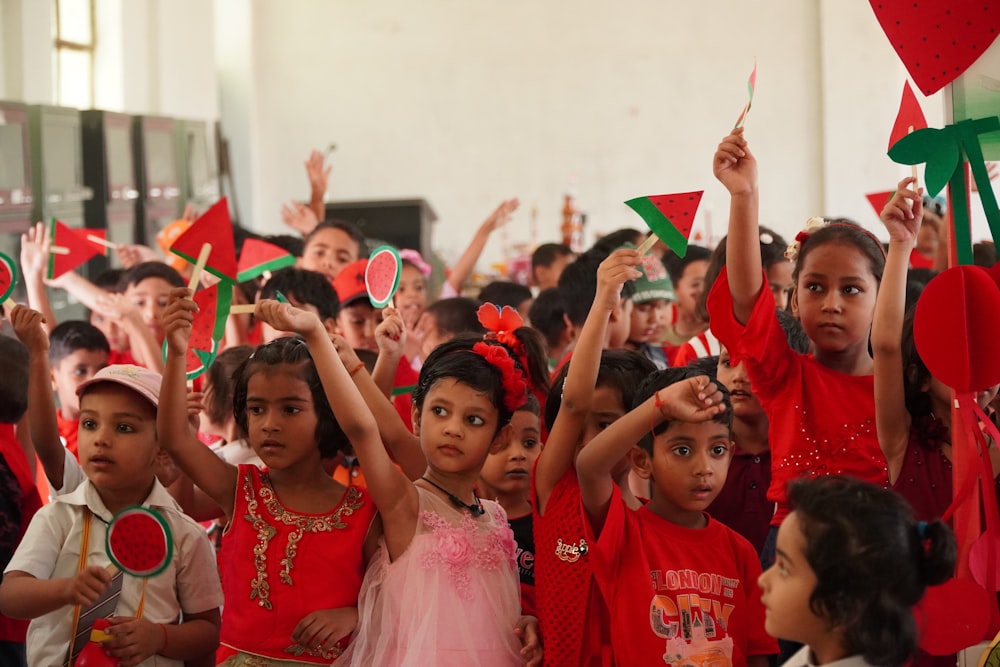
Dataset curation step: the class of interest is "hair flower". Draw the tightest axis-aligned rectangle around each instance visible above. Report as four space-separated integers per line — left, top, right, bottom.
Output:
472 341 527 413
784 216 829 262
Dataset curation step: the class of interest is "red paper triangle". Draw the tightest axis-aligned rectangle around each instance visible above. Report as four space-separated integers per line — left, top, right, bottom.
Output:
870 2 1000 96
236 238 296 282
624 191 704 258
169 199 238 282
865 191 894 218
887 82 928 151
47 219 104 280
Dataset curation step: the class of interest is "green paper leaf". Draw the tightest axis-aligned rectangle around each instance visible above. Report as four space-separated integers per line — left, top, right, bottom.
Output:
888 127 960 197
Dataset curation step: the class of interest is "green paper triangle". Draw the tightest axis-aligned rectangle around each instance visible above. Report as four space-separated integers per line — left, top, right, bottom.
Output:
624 191 704 258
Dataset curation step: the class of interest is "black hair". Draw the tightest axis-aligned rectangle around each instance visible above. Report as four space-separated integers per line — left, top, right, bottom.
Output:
664 244 711 286
118 261 185 292
531 243 574 270
686 355 719 379
900 306 931 418
423 298 486 339
0 335 30 422
591 228 643 254
49 321 111 365
792 220 886 286
505 326 551 401
787 476 956 667
260 267 340 321
478 281 533 311
305 219 366 254
632 367 732 454
973 242 997 269
204 345 254 432
558 248 636 327
413 335 526 429
527 288 568 353
232 337 348 458
259 233 305 259
518 392 541 417
776 308 811 354
544 349 656 433
695 228 789 322
904 268 936 314
92 268 125 292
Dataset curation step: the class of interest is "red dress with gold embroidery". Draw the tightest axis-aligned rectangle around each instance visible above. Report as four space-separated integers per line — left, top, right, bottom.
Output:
218 465 377 663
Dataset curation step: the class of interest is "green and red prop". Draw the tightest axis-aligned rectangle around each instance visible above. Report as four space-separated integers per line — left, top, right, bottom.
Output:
162 281 231 380
869 1 1000 96
887 81 927 152
625 191 703 258
169 198 239 283
237 238 296 283
733 60 757 129
105 506 173 577
365 245 402 309
864 191 893 219
46 219 106 280
0 251 18 314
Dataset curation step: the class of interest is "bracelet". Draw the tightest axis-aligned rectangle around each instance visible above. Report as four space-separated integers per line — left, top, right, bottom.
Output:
158 623 168 651
348 361 366 377
653 390 669 418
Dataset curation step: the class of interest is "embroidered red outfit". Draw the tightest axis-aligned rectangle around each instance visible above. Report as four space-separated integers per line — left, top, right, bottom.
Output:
218 465 376 663
708 268 888 526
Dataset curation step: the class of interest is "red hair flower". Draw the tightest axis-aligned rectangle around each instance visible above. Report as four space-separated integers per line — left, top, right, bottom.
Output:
477 302 527 367
472 341 527 413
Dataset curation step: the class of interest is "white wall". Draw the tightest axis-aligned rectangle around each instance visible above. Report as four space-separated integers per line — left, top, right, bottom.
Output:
215 0 957 266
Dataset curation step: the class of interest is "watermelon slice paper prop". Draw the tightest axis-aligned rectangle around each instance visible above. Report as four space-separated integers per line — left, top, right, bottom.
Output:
169 198 238 283
162 282 231 380
237 238 296 282
733 60 757 129
625 191 704 258
46 219 105 280
869 1 1000 96
365 245 402 309
105 506 173 577
0 251 18 306
887 81 927 152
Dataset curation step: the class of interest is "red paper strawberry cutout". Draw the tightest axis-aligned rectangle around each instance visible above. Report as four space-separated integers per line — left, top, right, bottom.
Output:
869 2 1000 96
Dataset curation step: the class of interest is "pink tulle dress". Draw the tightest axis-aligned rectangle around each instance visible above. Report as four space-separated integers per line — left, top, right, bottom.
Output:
336 486 523 666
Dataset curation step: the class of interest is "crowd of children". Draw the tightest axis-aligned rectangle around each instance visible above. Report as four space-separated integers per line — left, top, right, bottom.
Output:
0 128 976 667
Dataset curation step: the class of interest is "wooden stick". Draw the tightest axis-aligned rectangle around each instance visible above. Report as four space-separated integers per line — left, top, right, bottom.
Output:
49 245 70 255
86 234 117 249
230 304 256 315
187 243 212 291
3 298 16 316
636 233 659 255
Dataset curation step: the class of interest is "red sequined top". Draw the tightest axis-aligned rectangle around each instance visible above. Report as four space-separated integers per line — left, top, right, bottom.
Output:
218 465 376 663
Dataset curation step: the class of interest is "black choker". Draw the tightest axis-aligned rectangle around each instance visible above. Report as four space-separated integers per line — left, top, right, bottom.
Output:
420 477 485 516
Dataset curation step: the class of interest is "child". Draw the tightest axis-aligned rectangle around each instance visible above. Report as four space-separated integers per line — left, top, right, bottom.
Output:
200 345 260 467
397 249 431 333
48 321 111 461
759 476 956 667
531 243 575 292
258 267 340 343
158 289 378 664
332 259 381 352
659 245 711 360
577 368 776 666
119 261 186 345
534 247 656 667
0 363 223 666
526 288 574 372
625 247 675 369
478 393 543 617
414 297 486 363
709 128 888 564
479 281 534 320
0 336 42 667
299 219 365 281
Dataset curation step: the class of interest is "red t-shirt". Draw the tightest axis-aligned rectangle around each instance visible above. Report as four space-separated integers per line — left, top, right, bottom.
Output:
585 486 777 666
56 410 79 460
108 349 137 366
708 268 888 525
671 330 721 368
531 466 611 667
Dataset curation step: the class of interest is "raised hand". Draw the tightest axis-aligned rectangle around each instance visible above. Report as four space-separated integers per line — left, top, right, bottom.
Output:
654 376 726 423
482 198 520 233
9 305 49 354
713 127 758 196
880 176 923 246
255 299 322 337
115 243 159 270
305 149 332 198
595 247 643 311
161 287 197 356
375 307 406 358
280 200 319 236
19 222 51 283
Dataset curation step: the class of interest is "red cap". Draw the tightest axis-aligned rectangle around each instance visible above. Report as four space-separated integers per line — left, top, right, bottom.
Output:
333 258 369 306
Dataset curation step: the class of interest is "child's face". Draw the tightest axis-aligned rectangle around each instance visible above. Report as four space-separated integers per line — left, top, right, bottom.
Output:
766 260 794 311
125 276 175 343
78 384 159 510
579 385 628 450
412 378 505 476
417 312 447 360
479 409 541 498
642 419 732 528
245 365 321 470
336 302 380 352
758 511 831 650
301 228 359 280
791 243 878 356
717 346 765 422
674 260 709 317
90 310 129 353
396 264 428 329
533 253 574 291
629 299 667 345
51 349 110 419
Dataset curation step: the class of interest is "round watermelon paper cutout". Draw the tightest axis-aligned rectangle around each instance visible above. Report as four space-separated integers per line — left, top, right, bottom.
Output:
365 245 402 309
0 251 18 303
106 506 173 577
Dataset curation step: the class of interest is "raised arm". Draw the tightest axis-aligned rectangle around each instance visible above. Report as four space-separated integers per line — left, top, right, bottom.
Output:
93 292 164 372
444 199 518 295
159 288 239 517
873 177 923 483
19 222 58 331
305 149 332 223
712 127 761 324
576 376 724 534
9 306 65 489
534 248 642 514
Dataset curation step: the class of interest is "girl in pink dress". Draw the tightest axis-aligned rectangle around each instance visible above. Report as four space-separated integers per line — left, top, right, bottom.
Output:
306 314 543 666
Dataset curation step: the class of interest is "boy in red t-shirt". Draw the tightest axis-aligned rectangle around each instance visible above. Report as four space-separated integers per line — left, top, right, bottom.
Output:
577 367 777 667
